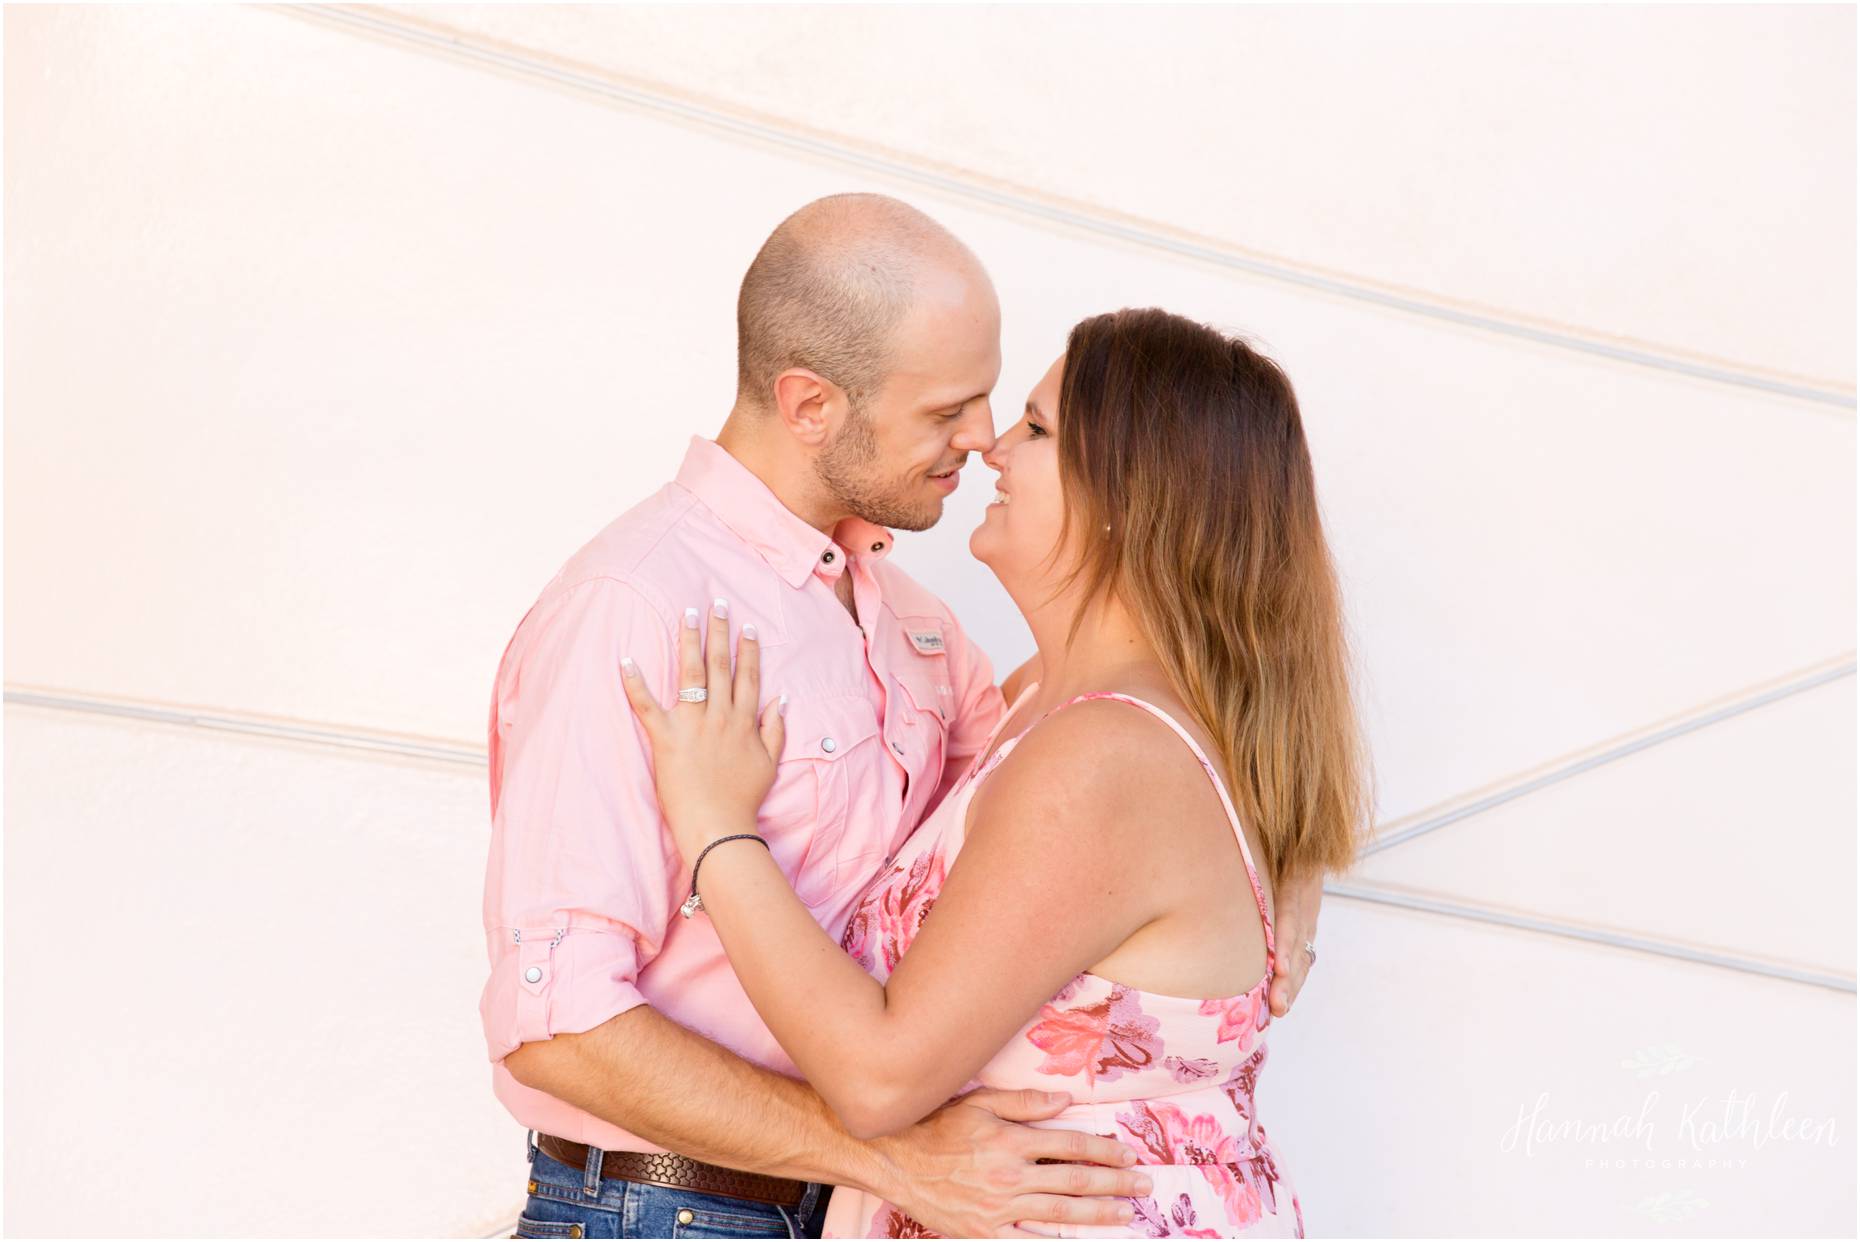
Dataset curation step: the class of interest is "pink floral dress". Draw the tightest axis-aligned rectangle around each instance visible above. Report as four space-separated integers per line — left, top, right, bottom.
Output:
824 687 1304 1239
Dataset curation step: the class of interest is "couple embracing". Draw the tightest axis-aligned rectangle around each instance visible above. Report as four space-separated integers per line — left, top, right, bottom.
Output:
481 193 1368 1239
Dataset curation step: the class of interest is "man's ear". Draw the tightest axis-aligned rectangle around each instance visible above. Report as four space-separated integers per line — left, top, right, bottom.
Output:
772 367 840 447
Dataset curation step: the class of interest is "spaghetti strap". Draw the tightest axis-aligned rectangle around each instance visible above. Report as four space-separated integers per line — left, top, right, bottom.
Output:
1047 691 1276 962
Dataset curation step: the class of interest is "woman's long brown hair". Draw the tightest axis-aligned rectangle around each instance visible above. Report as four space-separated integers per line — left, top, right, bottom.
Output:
1053 308 1371 882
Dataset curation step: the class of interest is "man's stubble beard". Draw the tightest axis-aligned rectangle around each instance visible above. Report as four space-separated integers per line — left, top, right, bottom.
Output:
813 398 942 533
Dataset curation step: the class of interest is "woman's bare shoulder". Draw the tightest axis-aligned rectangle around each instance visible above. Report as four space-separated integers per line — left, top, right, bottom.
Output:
974 686 1222 858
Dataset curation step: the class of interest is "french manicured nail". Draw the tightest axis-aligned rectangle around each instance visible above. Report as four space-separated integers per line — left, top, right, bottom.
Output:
777 694 788 717
684 607 700 629
742 623 758 641
713 597 729 619
1121 1149 1138 1165
1119 1204 1135 1221
1135 1176 1153 1195
621 657 637 678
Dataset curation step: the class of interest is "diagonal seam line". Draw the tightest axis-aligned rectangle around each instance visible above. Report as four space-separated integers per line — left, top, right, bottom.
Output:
1326 882 1856 994
1 690 486 767
11 686 1853 996
1365 658 1857 857
8 654 1852 801
281 3 1853 413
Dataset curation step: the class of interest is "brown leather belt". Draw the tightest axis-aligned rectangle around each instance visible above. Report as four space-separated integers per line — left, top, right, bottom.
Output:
534 1133 807 1209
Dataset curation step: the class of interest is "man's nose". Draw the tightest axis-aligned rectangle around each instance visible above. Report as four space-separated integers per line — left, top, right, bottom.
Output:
951 402 998 455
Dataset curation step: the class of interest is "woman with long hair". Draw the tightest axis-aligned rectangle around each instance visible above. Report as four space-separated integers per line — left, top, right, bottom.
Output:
621 307 1371 1237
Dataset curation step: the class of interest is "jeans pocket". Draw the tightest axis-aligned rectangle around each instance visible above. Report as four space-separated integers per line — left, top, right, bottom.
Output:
670 1205 791 1239
513 1213 587 1239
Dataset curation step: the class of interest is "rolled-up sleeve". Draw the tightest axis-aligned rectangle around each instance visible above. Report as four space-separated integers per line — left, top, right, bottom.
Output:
479 576 678 1064
932 610 1006 806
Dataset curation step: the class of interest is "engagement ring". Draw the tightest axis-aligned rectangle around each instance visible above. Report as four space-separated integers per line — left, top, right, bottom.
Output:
1303 939 1318 964
677 687 708 703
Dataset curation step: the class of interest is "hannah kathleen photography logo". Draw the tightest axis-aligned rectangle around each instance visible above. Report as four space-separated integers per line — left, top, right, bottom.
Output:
1498 1045 1839 1169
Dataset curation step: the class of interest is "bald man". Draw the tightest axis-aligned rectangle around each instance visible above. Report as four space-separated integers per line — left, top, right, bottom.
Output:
480 195 1151 1239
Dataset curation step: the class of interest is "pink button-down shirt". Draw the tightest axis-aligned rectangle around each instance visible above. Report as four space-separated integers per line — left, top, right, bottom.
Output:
481 436 1006 1152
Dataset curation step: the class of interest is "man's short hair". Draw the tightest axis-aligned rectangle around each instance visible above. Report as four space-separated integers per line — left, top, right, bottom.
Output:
735 193 967 410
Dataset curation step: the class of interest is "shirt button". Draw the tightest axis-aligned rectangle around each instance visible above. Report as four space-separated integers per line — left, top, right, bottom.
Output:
821 737 837 753
677 1210 695 1226
871 542 885 553
524 966 543 984
822 550 836 564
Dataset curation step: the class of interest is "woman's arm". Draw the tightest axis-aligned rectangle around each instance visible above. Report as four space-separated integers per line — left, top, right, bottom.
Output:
621 612 1182 1138
672 702 1170 1137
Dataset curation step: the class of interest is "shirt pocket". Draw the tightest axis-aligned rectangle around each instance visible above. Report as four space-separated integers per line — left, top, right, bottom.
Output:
890 625 955 782
756 695 883 908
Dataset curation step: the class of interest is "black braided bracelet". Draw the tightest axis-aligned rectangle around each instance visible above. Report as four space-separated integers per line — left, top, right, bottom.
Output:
679 833 770 919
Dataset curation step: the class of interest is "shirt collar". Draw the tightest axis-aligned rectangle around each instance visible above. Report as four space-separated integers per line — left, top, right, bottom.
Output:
673 436 896 589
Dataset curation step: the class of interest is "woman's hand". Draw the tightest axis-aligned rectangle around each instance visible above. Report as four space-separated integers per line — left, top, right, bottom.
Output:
620 599 787 863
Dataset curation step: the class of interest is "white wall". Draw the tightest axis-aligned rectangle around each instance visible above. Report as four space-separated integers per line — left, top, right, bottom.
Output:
4 5 1853 1237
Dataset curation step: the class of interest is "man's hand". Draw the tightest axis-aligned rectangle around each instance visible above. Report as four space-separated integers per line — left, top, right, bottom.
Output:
864 1088 1151 1237
1268 866 1325 1018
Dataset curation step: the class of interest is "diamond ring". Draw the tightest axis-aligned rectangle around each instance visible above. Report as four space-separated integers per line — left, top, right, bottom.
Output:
677 687 708 703
1303 939 1318 964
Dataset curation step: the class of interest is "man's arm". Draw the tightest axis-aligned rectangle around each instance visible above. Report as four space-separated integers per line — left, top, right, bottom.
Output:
485 579 1147 1234
506 1005 1154 1238
487 579 844 1177
505 1007 879 1184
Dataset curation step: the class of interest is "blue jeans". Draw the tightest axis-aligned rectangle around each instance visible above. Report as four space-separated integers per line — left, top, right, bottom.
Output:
514 1131 832 1239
